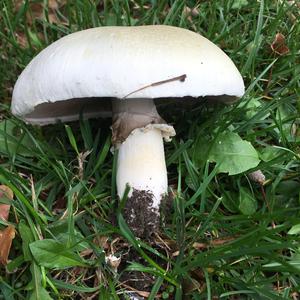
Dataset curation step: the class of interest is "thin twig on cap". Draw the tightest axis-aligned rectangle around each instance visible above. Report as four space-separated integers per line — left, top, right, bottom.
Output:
123 74 187 98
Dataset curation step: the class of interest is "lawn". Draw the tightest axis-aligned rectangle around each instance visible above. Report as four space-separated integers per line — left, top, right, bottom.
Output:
0 0 299 299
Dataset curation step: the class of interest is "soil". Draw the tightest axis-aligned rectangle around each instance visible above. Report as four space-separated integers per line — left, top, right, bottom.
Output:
118 190 175 298
119 245 163 299
123 189 160 238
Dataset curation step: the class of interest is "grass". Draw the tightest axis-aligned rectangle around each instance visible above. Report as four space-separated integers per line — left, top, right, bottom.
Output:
0 0 300 299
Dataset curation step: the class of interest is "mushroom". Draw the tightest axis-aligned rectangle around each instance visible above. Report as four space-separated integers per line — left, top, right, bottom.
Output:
11 25 244 237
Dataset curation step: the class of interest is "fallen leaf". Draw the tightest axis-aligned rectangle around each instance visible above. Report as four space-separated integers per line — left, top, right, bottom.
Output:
0 225 16 265
15 0 68 26
0 185 14 221
49 0 62 9
15 32 28 48
93 235 109 250
271 33 289 56
183 6 199 17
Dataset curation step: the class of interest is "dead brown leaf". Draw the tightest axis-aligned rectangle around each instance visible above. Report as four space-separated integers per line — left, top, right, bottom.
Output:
182 6 199 31
15 32 28 48
0 186 15 266
15 0 68 26
13 0 68 49
183 6 200 17
0 225 16 265
271 33 290 56
49 0 66 10
93 235 109 250
0 185 14 221
30 2 67 25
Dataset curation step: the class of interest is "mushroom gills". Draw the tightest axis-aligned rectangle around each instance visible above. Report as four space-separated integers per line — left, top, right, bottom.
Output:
112 99 175 237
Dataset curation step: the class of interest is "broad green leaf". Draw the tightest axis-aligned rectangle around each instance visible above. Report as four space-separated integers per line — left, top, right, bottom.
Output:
0 282 14 300
29 286 53 300
288 224 300 235
29 239 87 269
208 132 260 175
6 255 24 273
56 232 90 252
28 262 53 300
275 105 297 142
260 146 286 162
18 221 35 261
0 120 33 156
222 190 239 213
239 188 257 215
238 98 265 120
276 180 300 198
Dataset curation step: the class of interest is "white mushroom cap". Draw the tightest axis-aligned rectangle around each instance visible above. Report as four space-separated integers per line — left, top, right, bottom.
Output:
12 25 244 125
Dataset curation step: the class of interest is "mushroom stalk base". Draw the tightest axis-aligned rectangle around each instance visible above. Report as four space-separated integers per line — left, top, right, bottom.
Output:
112 99 175 237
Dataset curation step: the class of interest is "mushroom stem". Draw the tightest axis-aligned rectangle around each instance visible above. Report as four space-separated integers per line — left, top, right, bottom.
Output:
112 99 175 237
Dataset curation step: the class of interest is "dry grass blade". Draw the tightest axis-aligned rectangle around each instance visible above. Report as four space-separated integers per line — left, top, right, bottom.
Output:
193 236 236 250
